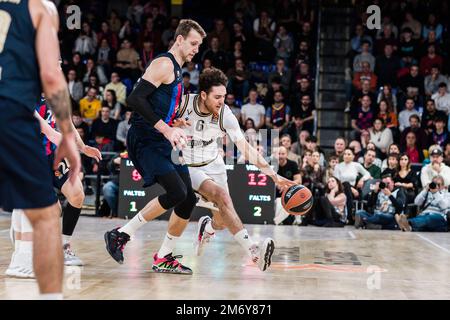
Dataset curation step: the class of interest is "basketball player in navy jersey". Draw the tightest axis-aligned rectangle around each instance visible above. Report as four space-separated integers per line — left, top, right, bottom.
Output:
6 95 102 278
0 0 80 299
104 20 206 274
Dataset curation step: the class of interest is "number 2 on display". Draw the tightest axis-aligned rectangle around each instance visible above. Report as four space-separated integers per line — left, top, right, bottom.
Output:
253 206 262 217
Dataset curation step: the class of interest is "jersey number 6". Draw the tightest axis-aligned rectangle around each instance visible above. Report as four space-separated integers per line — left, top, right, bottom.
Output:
195 120 204 132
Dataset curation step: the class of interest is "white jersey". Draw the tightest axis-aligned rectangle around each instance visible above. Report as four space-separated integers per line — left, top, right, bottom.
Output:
178 94 245 166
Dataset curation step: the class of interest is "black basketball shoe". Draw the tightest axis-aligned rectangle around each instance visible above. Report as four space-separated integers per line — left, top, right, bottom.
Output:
104 227 130 264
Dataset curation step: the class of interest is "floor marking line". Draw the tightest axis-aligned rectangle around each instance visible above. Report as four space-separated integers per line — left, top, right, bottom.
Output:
415 233 450 255
348 231 356 239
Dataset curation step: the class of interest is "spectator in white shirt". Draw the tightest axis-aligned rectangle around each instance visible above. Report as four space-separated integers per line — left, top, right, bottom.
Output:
182 61 200 86
369 118 393 154
67 68 84 102
334 148 372 189
116 110 131 149
421 147 450 187
431 82 450 115
241 89 266 130
104 72 127 105
398 98 421 132
353 41 375 73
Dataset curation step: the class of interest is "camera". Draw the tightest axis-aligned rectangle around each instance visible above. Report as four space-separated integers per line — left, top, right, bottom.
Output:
429 182 437 190
379 182 386 189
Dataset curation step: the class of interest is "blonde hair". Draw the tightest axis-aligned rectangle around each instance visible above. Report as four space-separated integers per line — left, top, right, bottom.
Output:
174 19 206 39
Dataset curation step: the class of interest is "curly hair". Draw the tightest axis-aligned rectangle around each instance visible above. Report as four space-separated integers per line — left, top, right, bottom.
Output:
198 67 228 93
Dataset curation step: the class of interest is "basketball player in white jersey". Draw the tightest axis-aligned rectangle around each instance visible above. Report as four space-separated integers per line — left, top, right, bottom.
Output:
174 68 296 271
6 105 101 278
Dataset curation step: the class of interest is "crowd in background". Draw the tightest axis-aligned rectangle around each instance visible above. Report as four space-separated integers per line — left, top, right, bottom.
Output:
55 0 449 232
277 0 450 231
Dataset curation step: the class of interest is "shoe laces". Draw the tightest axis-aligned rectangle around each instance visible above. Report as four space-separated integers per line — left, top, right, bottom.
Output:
64 244 75 256
250 244 259 263
115 233 130 252
163 254 183 268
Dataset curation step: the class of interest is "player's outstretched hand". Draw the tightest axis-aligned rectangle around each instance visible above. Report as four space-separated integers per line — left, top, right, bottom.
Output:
82 145 102 162
172 118 192 128
163 127 188 150
54 131 81 185
273 174 296 193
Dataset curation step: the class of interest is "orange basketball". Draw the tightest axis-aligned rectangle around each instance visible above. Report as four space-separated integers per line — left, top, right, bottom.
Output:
281 185 313 215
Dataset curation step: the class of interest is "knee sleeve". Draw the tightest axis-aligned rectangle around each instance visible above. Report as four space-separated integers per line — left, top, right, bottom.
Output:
11 209 22 232
174 189 197 219
157 171 188 210
174 171 197 220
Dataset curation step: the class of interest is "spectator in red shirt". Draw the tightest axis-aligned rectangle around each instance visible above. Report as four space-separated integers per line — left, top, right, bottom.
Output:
97 21 118 51
352 61 378 91
402 131 424 163
419 44 443 76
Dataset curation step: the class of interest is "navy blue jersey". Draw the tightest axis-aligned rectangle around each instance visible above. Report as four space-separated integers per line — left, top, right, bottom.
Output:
36 97 57 155
130 52 183 141
0 0 41 112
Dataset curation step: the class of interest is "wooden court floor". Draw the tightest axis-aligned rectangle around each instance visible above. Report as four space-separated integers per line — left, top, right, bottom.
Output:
1 212 450 300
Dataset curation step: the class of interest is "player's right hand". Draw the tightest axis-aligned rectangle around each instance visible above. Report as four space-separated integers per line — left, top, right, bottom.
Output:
54 131 81 185
273 174 296 193
172 118 192 128
163 127 188 150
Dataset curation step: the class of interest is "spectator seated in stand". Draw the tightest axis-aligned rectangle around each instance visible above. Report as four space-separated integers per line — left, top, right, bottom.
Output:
381 153 399 177
300 149 325 197
104 72 127 106
102 155 122 218
79 87 102 125
182 72 198 94
90 105 119 144
420 147 450 188
369 118 393 155
305 176 347 228
240 89 266 130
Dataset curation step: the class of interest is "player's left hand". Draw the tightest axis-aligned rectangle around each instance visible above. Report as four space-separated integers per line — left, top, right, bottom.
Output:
172 118 192 128
273 174 296 192
82 145 102 162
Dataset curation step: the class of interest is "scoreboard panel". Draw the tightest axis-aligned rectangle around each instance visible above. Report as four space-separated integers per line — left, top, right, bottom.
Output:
117 160 276 224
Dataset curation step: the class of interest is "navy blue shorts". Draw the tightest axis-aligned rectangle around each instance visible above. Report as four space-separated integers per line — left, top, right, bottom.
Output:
0 98 57 211
126 125 188 188
48 153 69 190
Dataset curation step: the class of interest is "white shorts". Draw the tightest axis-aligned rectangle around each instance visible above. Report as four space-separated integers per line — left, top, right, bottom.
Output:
188 156 229 193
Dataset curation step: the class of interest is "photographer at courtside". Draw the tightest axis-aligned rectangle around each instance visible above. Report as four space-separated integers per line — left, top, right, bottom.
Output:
354 174 406 229
397 176 449 232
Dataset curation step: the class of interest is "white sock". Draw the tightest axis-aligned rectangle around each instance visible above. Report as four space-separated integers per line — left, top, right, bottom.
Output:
273 198 290 225
118 212 147 237
14 239 22 252
20 240 33 254
205 220 215 234
62 235 71 246
234 229 256 258
40 293 63 300
157 233 179 258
